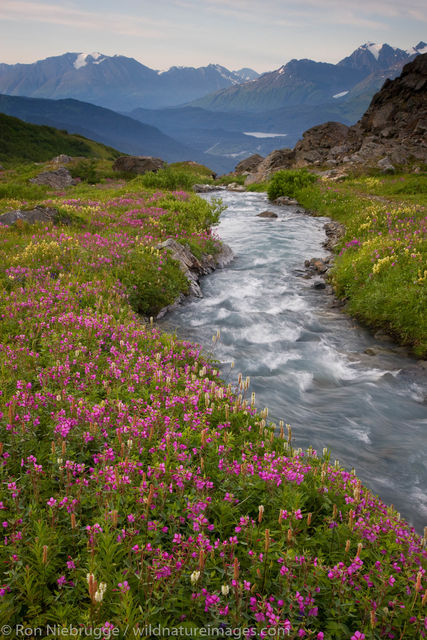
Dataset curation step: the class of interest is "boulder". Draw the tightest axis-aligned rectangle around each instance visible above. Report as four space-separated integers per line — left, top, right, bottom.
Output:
245 148 296 184
234 154 264 175
226 183 246 192
313 281 326 290
377 157 396 174
0 205 64 226
193 184 225 193
158 239 204 297
293 122 351 167
257 210 278 218
29 167 77 189
112 156 165 174
273 196 298 206
51 154 73 164
158 238 234 300
323 221 346 251
312 259 328 273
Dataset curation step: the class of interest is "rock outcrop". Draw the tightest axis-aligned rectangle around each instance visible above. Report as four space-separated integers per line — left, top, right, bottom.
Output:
30 167 77 189
113 156 165 174
234 154 264 175
0 205 65 226
243 54 427 182
156 239 233 318
245 149 295 184
292 122 355 167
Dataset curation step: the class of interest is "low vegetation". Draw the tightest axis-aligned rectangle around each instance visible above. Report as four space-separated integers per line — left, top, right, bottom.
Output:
0 113 120 166
267 169 317 201
293 173 427 356
0 160 425 638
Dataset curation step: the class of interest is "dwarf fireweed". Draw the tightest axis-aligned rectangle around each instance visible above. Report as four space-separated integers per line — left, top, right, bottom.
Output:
0 174 425 638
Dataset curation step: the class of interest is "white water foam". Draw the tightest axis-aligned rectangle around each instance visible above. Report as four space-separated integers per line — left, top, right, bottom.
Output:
343 418 372 444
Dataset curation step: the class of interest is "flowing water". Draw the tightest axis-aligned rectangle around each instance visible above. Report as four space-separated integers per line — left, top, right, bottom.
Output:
159 191 427 532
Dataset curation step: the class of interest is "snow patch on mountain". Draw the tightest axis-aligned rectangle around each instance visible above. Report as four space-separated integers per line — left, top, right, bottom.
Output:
333 90 349 99
364 43 383 60
73 52 104 70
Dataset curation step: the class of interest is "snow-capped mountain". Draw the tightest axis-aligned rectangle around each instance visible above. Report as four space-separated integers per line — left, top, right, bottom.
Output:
189 42 425 112
233 68 260 82
0 53 258 111
337 42 416 74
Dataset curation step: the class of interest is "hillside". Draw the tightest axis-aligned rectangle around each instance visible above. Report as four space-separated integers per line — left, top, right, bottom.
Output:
0 112 120 164
0 94 233 172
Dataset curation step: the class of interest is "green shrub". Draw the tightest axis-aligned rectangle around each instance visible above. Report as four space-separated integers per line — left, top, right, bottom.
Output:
267 168 317 200
246 181 268 192
69 159 99 184
215 174 246 186
136 167 206 191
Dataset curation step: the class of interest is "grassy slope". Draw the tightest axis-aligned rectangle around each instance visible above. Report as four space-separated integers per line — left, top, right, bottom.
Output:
291 172 427 356
0 162 425 636
0 112 120 165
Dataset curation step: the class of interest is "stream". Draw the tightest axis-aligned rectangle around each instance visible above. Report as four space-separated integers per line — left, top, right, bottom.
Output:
159 190 427 533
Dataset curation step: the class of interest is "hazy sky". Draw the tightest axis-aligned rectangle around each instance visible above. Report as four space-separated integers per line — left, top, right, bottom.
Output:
0 0 426 72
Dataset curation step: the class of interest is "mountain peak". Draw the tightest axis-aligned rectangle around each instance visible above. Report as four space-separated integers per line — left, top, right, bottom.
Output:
360 42 384 60
407 41 427 55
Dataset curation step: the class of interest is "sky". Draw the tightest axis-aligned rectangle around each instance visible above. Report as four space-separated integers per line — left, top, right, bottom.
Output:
0 0 426 72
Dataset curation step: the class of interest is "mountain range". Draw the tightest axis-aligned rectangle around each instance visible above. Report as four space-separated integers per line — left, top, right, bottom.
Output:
0 53 259 111
0 42 425 171
190 42 427 112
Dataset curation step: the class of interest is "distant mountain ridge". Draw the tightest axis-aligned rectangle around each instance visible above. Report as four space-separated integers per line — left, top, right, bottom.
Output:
190 42 427 112
0 93 234 171
1 42 425 172
243 53 427 183
0 53 259 111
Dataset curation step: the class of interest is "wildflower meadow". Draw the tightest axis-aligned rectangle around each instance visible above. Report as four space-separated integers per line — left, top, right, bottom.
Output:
0 165 425 638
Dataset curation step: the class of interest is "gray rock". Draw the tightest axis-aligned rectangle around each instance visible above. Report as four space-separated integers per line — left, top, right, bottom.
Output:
158 239 234 301
273 196 298 206
0 205 65 226
159 239 204 297
193 184 225 193
234 154 264 175
30 167 77 189
245 148 296 185
257 210 278 218
214 243 234 268
226 183 246 192
52 154 73 164
377 156 395 174
310 258 329 273
112 156 165 174
313 281 326 290
323 221 346 251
